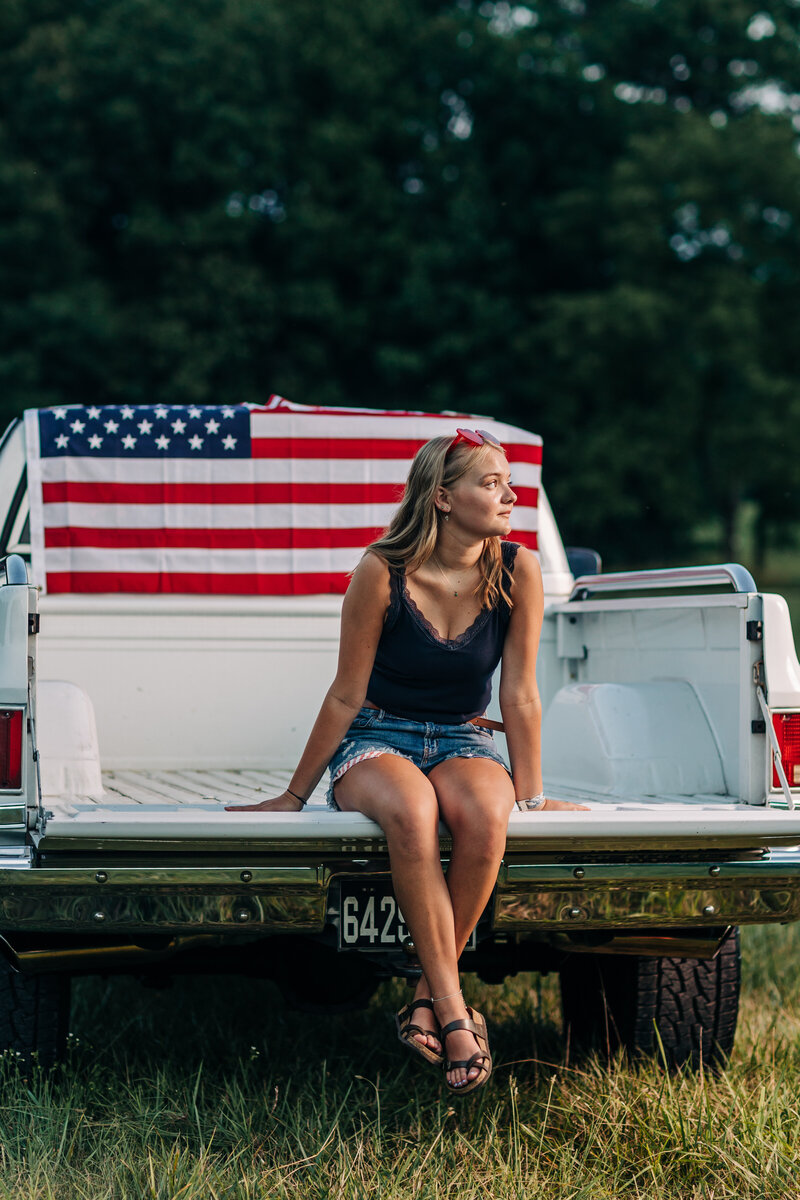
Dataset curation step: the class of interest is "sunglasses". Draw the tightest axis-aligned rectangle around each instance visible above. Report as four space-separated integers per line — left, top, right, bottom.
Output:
447 427 504 454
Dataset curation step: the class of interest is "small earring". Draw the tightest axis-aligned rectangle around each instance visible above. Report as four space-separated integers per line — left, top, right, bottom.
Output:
443 512 449 521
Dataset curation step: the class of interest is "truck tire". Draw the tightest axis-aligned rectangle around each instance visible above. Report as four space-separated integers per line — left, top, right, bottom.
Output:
0 959 70 1070
559 929 740 1071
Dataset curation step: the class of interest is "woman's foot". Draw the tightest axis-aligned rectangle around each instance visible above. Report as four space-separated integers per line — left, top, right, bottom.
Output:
395 982 442 1064
406 984 442 1057
432 994 487 1090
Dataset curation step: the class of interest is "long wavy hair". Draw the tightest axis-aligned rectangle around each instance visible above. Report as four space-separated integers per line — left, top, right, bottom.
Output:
366 435 513 611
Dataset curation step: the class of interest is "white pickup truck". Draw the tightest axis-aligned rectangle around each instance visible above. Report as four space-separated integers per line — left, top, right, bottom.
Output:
0 407 799 1071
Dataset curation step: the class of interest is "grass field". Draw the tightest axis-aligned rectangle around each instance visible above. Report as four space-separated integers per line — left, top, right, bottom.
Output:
0 923 798 1199
3 564 799 1197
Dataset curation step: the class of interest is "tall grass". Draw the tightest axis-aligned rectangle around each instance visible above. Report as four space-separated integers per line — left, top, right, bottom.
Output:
0 923 799 1198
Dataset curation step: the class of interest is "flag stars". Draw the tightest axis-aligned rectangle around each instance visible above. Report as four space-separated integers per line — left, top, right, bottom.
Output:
44 403 248 459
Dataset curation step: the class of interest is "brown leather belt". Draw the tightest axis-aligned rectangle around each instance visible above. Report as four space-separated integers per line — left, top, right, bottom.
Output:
364 700 505 733
471 716 505 732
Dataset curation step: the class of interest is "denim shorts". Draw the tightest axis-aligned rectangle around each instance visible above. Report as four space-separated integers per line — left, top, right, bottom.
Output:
326 706 510 810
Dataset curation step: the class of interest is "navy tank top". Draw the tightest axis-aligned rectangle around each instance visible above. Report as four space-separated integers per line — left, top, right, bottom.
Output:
366 541 520 725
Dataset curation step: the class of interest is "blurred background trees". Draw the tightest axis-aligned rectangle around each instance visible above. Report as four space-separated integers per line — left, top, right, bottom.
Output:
2 0 800 566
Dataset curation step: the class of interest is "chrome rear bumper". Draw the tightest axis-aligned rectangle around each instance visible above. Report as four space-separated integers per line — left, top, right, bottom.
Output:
1 851 799 936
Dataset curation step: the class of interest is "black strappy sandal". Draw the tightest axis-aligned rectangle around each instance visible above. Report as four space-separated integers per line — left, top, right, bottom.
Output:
440 1006 492 1096
395 998 444 1067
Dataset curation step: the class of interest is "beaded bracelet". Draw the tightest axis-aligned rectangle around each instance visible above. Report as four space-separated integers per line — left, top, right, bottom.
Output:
516 793 546 812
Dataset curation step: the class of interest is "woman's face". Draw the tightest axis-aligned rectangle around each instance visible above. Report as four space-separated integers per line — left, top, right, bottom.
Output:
440 448 517 539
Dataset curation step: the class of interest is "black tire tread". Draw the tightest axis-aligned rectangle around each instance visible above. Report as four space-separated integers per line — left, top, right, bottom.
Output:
559 929 741 1071
0 959 69 1069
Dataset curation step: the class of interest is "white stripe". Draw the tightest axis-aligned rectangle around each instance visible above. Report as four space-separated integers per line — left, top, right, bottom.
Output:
42 501 399 529
41 502 539 532
40 457 411 485
249 412 542 444
44 546 366 575
38 455 542 487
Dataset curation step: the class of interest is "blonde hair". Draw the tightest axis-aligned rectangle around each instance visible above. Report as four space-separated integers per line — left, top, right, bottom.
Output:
366 435 513 611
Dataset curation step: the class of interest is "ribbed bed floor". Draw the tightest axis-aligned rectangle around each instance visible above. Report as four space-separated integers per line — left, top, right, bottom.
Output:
47 767 749 815
52 768 331 813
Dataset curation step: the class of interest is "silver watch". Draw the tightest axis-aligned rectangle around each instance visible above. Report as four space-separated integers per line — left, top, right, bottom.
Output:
516 793 546 811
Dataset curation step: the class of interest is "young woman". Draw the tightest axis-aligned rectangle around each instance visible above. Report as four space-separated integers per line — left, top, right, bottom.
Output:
227 428 586 1095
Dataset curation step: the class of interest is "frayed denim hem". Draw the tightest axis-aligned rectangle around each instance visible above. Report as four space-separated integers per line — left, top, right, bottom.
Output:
326 747 412 811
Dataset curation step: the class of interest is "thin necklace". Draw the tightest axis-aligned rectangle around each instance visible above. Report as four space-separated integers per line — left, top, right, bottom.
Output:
432 554 467 597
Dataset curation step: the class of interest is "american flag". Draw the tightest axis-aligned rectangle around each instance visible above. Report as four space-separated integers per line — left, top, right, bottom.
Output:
24 396 542 595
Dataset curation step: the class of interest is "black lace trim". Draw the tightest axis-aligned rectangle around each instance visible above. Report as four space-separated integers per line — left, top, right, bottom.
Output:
384 569 403 633
502 540 521 576
400 575 493 649
394 541 521 648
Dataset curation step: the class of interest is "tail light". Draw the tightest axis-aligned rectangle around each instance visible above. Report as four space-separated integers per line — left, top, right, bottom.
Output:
772 712 800 788
0 710 22 790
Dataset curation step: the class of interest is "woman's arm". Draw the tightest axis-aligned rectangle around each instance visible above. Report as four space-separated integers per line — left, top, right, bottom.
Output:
498 547 544 801
226 553 391 811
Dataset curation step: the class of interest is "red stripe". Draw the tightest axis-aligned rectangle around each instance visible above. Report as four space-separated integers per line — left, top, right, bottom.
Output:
44 571 353 596
250 437 543 463
41 480 540 508
45 526 387 550
509 530 539 550
42 480 407 505
254 402 475 419
45 526 537 551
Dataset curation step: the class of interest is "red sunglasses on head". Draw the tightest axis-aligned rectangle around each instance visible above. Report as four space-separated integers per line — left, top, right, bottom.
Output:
447 427 504 454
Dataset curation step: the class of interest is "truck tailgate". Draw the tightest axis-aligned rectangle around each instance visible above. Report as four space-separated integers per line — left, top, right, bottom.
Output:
37 768 800 852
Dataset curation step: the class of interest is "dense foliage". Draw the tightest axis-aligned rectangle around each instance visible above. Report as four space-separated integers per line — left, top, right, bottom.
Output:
2 0 800 562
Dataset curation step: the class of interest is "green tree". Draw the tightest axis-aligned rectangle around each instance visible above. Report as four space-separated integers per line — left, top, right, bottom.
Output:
3 0 800 565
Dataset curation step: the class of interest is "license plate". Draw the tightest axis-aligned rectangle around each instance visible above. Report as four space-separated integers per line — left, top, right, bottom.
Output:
338 881 476 950
340 882 409 949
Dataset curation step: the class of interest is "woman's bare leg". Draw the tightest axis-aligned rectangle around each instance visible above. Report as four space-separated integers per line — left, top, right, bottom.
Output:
401 757 514 1082
428 757 516 954
335 755 478 1084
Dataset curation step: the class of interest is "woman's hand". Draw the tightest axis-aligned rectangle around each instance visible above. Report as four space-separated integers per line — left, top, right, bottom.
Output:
541 796 590 812
224 790 304 813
